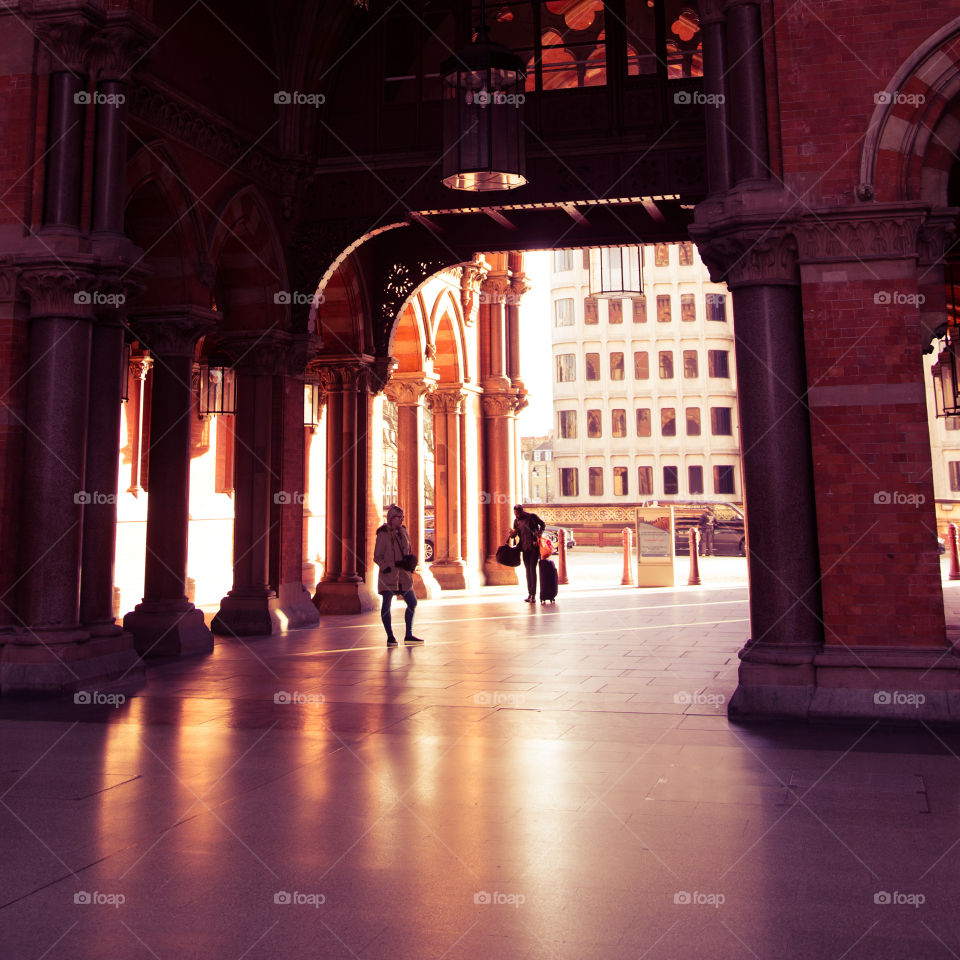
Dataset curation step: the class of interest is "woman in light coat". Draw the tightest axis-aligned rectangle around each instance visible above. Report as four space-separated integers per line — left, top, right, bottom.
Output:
373 504 423 646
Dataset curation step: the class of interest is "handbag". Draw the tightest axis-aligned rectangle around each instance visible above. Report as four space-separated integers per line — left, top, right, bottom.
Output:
539 536 554 560
495 542 521 567
400 554 418 573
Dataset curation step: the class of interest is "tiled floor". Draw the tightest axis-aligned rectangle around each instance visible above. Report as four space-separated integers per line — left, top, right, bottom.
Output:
4 555 960 959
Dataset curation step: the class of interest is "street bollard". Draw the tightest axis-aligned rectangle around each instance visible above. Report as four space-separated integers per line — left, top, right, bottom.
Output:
558 528 569 585
621 527 634 585
950 524 960 581
688 528 701 585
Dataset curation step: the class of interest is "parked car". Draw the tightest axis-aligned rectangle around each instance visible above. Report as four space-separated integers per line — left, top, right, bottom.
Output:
674 518 745 557
424 515 434 562
543 526 575 550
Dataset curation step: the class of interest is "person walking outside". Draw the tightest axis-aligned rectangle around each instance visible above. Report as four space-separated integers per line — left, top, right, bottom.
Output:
374 504 423 646
511 503 545 603
698 508 715 558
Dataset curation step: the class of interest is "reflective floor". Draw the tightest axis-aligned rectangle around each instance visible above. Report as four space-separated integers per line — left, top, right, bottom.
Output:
4 559 960 959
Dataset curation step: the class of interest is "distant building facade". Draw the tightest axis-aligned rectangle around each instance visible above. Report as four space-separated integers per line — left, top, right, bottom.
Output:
520 435 554 503
550 243 741 504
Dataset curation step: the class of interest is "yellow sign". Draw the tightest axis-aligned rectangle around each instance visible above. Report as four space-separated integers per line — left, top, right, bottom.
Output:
635 506 675 587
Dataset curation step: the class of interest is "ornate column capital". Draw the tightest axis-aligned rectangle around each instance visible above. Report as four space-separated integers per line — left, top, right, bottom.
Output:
89 20 157 83
429 386 466 415
480 393 519 417
507 273 531 305
310 355 378 394
480 273 512 305
129 355 152 381
129 305 218 356
917 209 959 267
26 12 101 73
217 331 320 377
19 266 98 319
384 374 438 406
689 226 799 288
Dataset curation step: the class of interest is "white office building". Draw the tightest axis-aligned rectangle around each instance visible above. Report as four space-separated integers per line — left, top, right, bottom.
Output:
550 242 742 504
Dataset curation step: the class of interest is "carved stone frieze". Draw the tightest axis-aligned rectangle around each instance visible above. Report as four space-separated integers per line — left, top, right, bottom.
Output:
917 211 960 266
128 82 289 190
793 212 922 264
129 307 218 356
217 332 318 377
689 227 799 288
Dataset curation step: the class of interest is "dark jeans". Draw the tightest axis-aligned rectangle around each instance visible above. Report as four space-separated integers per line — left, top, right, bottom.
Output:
521 548 539 596
699 529 714 556
380 589 417 638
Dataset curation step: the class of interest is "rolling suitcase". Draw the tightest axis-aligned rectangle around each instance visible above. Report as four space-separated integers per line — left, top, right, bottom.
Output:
539 558 558 604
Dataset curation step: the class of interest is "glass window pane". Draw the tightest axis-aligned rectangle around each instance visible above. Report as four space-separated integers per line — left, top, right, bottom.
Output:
555 297 575 326
584 296 598 324
631 295 646 322
657 294 672 323
683 350 698 378
558 409 577 438
659 351 674 378
688 465 703 494
661 407 676 436
686 407 701 435
710 406 732 435
708 350 729 378
589 466 603 495
634 351 649 379
613 466 628 496
587 409 602 437
608 299 622 324
560 467 579 496
637 466 653 495
585 353 601 380
612 409 626 437
714 465 735 494
663 465 679 495
610 352 624 380
665 0 703 79
636 408 651 437
655 243 670 266
706 292 726 322
556 353 576 381
679 241 694 265
681 293 696 322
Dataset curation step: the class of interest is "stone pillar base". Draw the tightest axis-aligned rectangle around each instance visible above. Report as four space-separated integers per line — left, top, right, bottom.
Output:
0 629 143 695
276 582 320 629
413 566 441 600
211 592 282 638
729 644 960 722
430 560 470 590
483 558 520 586
123 600 214 659
313 580 379 615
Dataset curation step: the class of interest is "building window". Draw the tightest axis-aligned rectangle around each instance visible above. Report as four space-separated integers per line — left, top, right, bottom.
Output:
584 296 598 324
708 350 730 378
585 352 601 380
680 292 696 322
946 417 960 431
556 354 576 382
560 467 579 496
637 466 653 495
706 292 727 322
554 249 573 272
951 462 960 490
714 465 736 494
686 407 701 435
589 466 604 496
555 298 575 326
610 352 625 380
634 351 649 379
688 465 703 495
657 294 672 323
661 407 677 437
612 409 626 437
558 410 577 438
663 465 679 495
587 409 602 438
655 243 670 266
659 351 674 378
631 295 647 323
711 406 733 435
679 241 694 266
683 350 698 378
636 408 652 437
613 466 628 496
608 299 623 324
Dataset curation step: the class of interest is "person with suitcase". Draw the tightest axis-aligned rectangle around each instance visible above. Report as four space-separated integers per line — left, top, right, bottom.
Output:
510 504 545 603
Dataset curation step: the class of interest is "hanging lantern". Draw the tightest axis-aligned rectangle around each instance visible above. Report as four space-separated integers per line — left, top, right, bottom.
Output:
440 17 527 192
932 331 960 418
304 380 322 428
196 361 236 418
588 246 643 298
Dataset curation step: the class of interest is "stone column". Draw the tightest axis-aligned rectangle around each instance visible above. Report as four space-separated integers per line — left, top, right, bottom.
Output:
429 387 469 589
79 309 128 634
481 394 521 586
725 0 769 184
700 0 732 195
0 269 141 692
385 375 440 599
123 308 217 658
313 361 378 614
124 356 151 494
692 226 824 716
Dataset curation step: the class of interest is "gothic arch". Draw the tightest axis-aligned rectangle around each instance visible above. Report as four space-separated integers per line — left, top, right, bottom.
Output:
427 283 468 384
859 16 960 203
